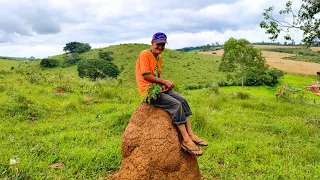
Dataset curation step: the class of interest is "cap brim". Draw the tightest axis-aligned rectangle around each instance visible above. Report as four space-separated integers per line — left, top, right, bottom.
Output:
154 39 167 44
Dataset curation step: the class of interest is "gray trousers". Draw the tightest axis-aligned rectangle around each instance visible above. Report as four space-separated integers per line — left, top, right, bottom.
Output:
149 90 192 125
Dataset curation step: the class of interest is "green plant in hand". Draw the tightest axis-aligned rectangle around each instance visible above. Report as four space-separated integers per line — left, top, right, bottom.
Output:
143 65 163 103
144 83 162 103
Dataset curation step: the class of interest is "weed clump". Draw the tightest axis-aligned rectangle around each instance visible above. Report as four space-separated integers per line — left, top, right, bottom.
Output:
276 86 306 104
230 91 250 100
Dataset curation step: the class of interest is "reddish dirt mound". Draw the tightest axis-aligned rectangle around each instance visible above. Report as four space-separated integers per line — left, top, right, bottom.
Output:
113 103 201 180
56 88 68 93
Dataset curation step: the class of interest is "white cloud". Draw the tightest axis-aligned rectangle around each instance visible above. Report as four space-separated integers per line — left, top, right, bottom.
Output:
0 0 306 58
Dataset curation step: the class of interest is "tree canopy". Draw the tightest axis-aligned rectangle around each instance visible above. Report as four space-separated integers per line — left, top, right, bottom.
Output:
260 0 320 45
219 38 283 89
63 42 91 53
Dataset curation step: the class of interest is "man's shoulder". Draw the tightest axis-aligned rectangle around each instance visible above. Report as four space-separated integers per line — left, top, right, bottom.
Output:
139 49 150 55
138 49 152 59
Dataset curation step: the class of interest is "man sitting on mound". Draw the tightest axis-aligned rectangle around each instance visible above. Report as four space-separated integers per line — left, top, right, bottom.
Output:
135 32 208 156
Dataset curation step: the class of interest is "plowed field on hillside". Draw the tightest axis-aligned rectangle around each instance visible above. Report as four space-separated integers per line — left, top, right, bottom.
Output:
199 45 320 76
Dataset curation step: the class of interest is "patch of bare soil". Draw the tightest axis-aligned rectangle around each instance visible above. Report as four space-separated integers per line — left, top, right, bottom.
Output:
311 47 320 52
198 49 223 56
261 51 320 76
253 45 299 49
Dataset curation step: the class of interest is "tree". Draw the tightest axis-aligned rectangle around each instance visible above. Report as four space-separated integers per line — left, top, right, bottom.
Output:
77 59 119 80
63 42 91 53
260 0 320 45
219 38 267 91
29 56 35 61
98 51 113 61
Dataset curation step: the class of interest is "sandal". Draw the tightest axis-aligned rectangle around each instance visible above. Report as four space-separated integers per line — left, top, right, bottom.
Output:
194 140 208 147
181 144 203 156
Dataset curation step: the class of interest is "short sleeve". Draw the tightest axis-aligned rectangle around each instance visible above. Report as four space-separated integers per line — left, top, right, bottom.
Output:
138 51 152 76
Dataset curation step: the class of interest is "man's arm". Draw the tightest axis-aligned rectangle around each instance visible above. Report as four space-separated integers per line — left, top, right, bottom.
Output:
143 74 174 89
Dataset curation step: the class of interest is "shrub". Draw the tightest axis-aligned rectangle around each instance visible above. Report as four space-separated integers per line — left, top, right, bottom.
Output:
208 84 220 95
266 69 285 86
217 73 239 86
244 68 284 86
276 86 306 104
77 59 119 80
98 51 113 61
40 58 59 68
218 68 284 87
63 53 81 67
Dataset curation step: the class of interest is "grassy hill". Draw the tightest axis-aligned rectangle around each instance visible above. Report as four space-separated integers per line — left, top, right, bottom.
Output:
1 44 320 179
51 43 223 89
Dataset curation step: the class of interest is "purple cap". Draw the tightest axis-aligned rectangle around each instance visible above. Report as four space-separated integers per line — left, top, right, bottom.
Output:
152 32 167 44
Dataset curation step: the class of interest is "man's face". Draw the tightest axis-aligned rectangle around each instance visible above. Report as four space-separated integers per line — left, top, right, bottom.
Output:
151 42 165 55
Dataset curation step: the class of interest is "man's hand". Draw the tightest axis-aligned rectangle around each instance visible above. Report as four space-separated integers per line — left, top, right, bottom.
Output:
143 74 174 89
162 85 169 91
164 80 174 89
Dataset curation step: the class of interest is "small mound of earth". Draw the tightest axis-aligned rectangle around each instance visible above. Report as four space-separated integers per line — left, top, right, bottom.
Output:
112 103 201 180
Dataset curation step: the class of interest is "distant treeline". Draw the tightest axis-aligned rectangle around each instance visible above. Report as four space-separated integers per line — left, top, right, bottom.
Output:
252 41 320 46
0 56 38 61
176 43 222 52
176 41 320 52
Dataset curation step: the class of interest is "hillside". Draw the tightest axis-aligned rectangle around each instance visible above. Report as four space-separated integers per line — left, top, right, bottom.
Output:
1 44 320 179
51 43 223 89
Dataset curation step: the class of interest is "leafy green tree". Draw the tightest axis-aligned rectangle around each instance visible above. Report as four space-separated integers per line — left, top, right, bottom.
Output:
29 56 35 61
260 0 320 45
219 38 267 91
40 58 59 68
98 51 113 61
63 42 91 53
77 59 119 80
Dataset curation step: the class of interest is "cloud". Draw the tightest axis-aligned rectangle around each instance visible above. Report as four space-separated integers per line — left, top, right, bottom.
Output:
0 0 304 58
0 0 63 43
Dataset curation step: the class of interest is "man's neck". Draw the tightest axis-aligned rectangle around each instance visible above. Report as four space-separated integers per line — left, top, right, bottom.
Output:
150 49 159 58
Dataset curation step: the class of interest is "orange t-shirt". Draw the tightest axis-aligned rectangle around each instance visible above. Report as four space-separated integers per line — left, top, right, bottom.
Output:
136 49 162 95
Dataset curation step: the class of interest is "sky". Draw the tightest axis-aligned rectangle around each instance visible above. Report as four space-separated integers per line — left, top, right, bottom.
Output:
0 0 303 58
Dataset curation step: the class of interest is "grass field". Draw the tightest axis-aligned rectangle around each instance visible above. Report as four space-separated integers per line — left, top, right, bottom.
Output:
1 44 320 179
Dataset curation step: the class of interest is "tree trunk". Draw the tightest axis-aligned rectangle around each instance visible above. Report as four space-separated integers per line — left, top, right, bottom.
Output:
242 74 244 92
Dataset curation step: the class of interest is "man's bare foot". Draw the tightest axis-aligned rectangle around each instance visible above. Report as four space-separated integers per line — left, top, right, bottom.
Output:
189 134 208 146
181 140 203 156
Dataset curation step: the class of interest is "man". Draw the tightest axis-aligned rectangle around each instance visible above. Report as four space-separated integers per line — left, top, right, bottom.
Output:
135 32 208 156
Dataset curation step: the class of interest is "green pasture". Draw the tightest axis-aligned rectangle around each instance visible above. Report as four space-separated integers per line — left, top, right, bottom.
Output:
1 44 320 179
